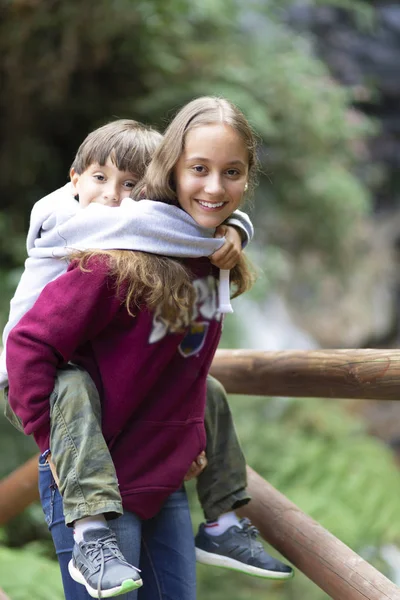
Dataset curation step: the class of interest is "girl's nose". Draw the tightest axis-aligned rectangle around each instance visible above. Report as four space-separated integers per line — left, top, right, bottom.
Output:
204 175 224 196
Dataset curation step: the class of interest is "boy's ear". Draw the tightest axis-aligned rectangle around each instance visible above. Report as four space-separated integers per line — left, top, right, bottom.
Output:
70 168 79 192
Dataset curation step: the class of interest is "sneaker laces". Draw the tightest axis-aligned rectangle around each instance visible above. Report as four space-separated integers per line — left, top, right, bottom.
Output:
80 533 141 599
238 518 264 557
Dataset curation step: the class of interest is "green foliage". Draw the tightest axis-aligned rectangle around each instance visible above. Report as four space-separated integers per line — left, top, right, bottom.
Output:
230 396 400 550
185 395 399 600
184 393 400 600
0 545 63 600
0 0 374 284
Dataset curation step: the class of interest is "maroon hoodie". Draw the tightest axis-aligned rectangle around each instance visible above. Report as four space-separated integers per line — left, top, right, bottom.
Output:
6 256 222 519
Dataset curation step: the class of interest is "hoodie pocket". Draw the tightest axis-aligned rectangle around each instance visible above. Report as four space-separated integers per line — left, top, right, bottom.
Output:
111 419 206 493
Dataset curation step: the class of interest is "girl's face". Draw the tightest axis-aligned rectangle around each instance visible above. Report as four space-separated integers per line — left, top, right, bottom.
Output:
174 124 249 229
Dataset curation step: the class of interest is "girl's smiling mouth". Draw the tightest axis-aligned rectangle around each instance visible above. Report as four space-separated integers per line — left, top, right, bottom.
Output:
196 200 226 210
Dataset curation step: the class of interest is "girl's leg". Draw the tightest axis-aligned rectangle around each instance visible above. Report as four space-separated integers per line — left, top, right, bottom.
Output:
107 512 142 600
38 455 90 600
139 487 196 600
39 454 142 599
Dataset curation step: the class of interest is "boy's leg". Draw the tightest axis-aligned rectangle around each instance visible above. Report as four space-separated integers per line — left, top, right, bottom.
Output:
196 375 250 520
49 364 142 596
195 376 293 580
49 363 122 526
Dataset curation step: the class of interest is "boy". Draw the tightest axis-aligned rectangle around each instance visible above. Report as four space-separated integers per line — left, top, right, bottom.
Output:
2 119 292 597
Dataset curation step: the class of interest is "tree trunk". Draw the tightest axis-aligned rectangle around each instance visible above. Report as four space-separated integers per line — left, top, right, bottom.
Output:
0 454 39 526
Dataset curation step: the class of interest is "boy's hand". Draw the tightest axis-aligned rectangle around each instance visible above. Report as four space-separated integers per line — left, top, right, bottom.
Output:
184 452 208 481
210 225 242 270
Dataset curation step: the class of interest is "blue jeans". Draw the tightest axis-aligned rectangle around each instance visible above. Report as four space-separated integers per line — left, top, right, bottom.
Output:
39 457 196 600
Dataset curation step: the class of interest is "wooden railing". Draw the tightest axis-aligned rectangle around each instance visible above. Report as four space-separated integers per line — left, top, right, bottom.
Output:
2 349 400 599
209 349 400 400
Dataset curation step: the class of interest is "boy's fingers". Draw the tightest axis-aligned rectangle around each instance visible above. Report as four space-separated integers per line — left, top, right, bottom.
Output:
210 243 234 265
214 224 227 239
196 452 207 469
184 452 208 480
211 249 240 269
184 462 197 481
211 242 232 258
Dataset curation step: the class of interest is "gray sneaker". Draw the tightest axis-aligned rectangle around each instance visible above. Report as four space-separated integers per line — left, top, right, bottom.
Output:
195 518 294 580
68 527 143 598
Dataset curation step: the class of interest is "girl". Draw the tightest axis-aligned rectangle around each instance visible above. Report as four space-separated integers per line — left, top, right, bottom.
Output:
7 96 257 600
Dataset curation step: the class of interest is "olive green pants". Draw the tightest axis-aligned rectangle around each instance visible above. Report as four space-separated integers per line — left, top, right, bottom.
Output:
5 364 250 525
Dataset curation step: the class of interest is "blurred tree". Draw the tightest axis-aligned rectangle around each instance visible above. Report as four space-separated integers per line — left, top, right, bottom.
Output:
0 0 374 278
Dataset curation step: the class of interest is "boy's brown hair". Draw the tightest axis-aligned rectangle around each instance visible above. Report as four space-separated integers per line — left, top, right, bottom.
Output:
71 119 162 180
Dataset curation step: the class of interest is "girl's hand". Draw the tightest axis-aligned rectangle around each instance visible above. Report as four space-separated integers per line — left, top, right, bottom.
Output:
184 451 208 481
210 225 242 270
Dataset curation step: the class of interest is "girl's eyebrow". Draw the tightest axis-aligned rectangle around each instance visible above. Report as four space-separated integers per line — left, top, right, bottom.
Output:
185 156 247 167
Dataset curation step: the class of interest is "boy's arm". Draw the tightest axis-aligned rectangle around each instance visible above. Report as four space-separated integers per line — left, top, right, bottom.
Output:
224 209 254 248
6 260 121 453
0 255 68 388
55 199 226 258
210 225 243 270
0 187 77 388
210 208 254 270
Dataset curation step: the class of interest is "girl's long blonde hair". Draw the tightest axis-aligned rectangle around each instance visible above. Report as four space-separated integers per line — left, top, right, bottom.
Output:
74 97 258 327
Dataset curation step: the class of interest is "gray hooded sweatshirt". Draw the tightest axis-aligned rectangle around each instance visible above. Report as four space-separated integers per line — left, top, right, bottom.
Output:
0 183 253 387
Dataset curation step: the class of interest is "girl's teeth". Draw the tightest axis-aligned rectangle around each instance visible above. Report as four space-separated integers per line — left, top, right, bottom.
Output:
198 201 224 208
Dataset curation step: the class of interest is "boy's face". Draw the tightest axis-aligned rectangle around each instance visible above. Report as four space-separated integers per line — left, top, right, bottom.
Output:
70 157 138 208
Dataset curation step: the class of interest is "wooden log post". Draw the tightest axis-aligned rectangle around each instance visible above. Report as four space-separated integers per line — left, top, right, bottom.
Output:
240 467 400 600
210 349 400 399
0 454 40 526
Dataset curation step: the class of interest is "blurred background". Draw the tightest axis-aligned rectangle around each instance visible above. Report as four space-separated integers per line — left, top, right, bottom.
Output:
1 0 400 598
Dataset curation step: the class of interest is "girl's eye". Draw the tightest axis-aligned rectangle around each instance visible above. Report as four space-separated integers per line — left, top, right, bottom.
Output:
192 165 206 174
226 169 240 177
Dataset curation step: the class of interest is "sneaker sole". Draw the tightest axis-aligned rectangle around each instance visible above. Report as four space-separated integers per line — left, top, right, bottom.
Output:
195 548 294 580
68 560 143 598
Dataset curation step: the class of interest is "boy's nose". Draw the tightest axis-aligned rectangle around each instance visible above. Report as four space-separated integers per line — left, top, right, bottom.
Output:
103 183 119 202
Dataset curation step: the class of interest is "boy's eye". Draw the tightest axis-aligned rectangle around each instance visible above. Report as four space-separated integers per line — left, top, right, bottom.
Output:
123 181 136 189
94 174 105 181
